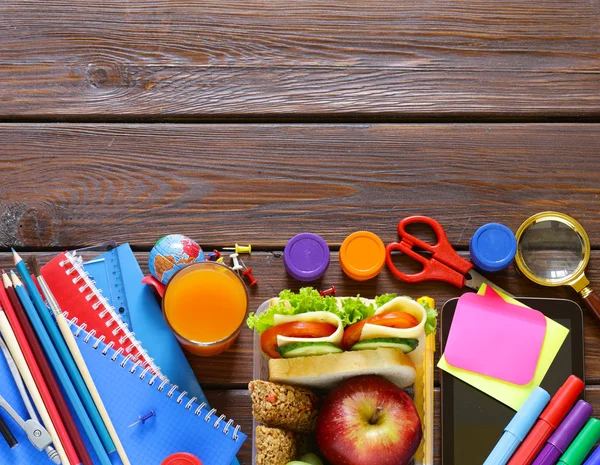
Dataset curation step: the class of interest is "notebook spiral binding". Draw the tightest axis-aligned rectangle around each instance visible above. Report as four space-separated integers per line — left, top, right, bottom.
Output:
68 318 242 442
59 251 164 379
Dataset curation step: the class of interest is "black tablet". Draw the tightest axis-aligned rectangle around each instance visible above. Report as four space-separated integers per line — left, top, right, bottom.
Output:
441 297 584 465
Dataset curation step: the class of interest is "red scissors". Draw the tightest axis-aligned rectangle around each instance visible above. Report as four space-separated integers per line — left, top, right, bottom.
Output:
385 216 510 294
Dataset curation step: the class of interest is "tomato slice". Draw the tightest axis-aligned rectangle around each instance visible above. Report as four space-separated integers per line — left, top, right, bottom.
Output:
261 321 338 359
342 311 419 350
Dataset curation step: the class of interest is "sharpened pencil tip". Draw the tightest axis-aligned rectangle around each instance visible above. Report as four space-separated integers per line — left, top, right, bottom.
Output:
11 248 21 265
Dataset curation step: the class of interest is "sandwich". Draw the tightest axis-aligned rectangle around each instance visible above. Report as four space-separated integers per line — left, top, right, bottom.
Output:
247 288 437 389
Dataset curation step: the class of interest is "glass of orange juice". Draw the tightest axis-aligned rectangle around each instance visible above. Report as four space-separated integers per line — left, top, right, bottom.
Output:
162 261 248 356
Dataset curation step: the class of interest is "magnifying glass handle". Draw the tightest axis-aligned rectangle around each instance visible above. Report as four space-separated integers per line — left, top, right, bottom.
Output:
581 287 600 322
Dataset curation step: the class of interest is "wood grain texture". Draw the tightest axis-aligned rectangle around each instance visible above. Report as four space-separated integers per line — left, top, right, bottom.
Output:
1 0 599 119
1 123 600 248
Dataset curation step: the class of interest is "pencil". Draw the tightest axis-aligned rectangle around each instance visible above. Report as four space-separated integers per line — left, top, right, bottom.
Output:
15 251 116 455
9 272 112 465
0 336 60 463
2 273 78 465
0 305 71 465
37 272 132 465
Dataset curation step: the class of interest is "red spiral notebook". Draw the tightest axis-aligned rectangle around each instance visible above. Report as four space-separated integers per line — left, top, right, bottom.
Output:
41 251 162 376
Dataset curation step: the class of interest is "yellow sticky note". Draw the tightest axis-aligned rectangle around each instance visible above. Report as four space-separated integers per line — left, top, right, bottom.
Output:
438 285 569 410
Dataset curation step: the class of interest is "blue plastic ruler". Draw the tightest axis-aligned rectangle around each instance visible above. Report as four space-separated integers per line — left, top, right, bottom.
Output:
81 243 132 328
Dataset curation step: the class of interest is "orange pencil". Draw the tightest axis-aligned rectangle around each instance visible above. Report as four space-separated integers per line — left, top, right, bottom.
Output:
0 274 78 465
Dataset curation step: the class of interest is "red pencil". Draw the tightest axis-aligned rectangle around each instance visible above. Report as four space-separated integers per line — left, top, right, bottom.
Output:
2 272 89 465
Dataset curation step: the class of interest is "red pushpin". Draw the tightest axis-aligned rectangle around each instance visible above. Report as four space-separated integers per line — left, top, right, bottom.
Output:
212 249 221 259
319 285 336 297
242 268 258 286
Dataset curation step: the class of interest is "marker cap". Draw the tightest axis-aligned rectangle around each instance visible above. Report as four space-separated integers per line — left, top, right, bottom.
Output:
558 418 600 465
506 387 551 441
161 452 203 465
532 443 562 465
469 223 517 272
541 376 585 429
339 231 386 281
548 400 593 452
283 233 330 282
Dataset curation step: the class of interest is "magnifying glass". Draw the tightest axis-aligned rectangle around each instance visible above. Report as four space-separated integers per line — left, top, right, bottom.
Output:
515 212 600 321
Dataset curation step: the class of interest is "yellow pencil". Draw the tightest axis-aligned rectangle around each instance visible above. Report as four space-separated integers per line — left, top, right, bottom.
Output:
0 309 71 465
36 275 131 465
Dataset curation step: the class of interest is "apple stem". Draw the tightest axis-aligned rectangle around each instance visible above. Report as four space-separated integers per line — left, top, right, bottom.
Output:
369 406 383 425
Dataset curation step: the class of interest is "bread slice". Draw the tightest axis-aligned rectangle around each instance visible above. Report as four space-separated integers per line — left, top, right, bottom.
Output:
268 348 416 390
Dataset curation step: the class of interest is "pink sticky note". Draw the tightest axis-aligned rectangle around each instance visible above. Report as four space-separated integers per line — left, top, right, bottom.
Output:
444 288 547 385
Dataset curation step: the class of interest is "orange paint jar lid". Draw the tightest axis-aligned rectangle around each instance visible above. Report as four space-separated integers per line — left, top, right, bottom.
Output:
161 453 203 465
339 231 386 281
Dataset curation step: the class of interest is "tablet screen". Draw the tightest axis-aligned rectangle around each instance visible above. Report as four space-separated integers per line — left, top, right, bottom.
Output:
441 298 584 465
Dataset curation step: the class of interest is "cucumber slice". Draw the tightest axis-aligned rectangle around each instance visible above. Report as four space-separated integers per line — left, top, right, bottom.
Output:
276 341 343 358
350 337 419 353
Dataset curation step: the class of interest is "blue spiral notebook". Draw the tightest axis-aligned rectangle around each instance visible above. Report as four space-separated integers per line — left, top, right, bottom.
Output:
0 324 246 465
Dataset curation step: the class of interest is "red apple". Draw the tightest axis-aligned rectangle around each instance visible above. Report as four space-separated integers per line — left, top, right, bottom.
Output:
315 375 422 465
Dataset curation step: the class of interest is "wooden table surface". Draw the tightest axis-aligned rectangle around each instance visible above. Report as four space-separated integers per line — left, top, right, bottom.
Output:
1 1 600 463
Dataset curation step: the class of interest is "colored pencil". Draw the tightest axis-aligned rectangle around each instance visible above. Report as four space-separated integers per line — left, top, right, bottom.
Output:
35 263 131 465
0 305 70 465
14 251 115 455
0 336 60 463
9 272 112 465
3 273 78 465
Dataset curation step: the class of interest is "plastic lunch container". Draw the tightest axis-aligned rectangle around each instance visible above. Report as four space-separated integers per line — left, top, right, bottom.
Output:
251 299 434 465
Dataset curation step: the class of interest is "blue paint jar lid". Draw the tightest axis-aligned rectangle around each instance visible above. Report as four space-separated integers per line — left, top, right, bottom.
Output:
284 233 330 282
469 223 517 272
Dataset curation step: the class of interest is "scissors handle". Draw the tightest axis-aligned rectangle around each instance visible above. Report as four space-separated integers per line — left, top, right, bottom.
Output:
385 242 466 288
398 216 473 275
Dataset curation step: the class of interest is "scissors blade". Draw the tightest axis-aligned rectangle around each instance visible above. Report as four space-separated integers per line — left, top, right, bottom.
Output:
465 269 514 298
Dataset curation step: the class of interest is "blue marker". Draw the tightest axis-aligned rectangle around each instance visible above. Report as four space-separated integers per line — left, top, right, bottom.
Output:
483 387 551 465
583 444 600 465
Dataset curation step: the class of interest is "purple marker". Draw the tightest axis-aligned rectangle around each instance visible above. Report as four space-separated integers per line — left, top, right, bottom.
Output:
531 400 592 465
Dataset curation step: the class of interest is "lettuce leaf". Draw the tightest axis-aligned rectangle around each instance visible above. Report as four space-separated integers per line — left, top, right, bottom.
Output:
246 287 439 335
420 299 438 336
247 287 375 333
375 293 397 307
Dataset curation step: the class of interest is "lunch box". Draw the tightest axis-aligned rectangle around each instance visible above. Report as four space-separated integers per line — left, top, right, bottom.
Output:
251 298 435 465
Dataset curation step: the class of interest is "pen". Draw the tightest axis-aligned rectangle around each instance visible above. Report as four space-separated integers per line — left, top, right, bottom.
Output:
557 418 600 465
483 387 551 465
13 251 116 455
532 400 592 465
507 376 584 465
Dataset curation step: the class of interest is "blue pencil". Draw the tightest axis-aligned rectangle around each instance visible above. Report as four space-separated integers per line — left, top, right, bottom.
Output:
10 272 112 465
13 250 115 454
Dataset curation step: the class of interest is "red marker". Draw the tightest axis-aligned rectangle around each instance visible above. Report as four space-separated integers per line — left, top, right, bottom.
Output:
507 376 584 465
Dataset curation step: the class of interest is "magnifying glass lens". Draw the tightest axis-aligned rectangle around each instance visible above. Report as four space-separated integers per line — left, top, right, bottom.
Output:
519 220 586 282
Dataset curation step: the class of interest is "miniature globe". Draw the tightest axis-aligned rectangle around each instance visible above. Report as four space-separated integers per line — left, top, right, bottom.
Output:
149 234 205 284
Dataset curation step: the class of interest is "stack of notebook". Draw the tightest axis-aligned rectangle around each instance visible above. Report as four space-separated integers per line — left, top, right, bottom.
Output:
0 245 246 465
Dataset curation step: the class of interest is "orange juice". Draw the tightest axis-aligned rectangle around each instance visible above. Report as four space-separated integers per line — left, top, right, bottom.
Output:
162 262 248 356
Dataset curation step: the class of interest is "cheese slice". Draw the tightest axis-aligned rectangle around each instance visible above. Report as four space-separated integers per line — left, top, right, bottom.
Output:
359 297 427 365
274 312 344 347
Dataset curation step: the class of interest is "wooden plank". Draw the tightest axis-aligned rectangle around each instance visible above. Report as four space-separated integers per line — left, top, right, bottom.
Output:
1 251 599 385
207 386 600 465
1 1 599 118
1 124 600 248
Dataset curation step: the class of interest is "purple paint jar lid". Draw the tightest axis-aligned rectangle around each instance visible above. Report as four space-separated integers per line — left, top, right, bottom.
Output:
283 233 330 282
